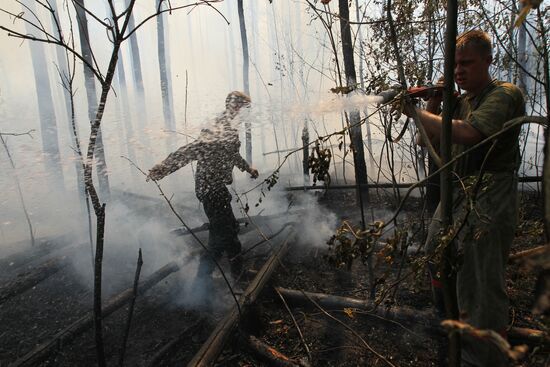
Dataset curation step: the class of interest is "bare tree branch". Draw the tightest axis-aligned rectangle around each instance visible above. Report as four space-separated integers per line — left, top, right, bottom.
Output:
123 0 224 41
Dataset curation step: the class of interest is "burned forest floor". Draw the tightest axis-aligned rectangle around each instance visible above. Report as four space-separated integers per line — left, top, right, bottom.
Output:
0 187 548 367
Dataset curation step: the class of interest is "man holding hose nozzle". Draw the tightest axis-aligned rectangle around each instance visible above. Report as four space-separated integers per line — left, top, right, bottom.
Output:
404 30 525 366
148 91 259 292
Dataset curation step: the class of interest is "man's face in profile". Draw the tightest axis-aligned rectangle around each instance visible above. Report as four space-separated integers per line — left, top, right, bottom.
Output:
455 45 492 93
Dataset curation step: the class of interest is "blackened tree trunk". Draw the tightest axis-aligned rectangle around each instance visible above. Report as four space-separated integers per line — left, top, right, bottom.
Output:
237 0 252 164
24 0 64 189
440 1 460 365
74 0 110 199
425 0 440 213
338 0 369 201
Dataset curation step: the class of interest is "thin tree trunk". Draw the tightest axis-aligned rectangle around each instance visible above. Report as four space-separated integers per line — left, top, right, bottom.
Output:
115 44 137 178
156 0 175 132
354 0 373 170
118 249 143 367
0 135 34 247
51 0 86 213
23 0 64 189
425 0 440 213
537 7 550 239
74 0 110 199
440 1 460 365
517 5 527 94
237 0 252 164
125 0 148 151
338 0 369 204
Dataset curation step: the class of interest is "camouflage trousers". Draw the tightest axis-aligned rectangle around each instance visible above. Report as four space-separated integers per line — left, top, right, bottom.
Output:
196 191 243 281
426 172 518 367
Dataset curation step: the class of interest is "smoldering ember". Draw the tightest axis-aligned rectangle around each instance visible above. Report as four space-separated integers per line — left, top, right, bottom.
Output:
0 0 549 366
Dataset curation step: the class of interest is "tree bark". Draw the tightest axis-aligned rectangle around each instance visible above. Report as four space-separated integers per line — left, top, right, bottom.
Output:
118 249 143 367
124 0 148 150
237 0 252 164
23 0 64 189
338 0 369 204
156 0 175 132
439 2 460 364
50 0 85 207
74 0 110 199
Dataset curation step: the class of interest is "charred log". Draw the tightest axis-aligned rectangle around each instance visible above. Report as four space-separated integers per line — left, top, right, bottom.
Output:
0 256 69 305
11 262 180 367
285 176 543 191
171 211 302 237
275 288 550 347
0 236 73 271
145 318 205 367
186 232 294 367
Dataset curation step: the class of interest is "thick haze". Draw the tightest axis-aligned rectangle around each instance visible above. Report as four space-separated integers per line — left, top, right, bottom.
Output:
0 0 544 250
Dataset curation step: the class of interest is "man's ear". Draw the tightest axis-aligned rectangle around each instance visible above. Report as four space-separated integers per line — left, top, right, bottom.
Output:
486 54 493 65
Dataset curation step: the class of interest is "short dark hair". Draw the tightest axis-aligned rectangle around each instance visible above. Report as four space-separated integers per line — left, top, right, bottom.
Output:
456 30 492 57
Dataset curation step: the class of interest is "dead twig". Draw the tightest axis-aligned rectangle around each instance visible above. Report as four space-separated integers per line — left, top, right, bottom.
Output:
275 288 313 363
0 129 35 137
299 290 397 367
118 248 144 367
441 319 528 362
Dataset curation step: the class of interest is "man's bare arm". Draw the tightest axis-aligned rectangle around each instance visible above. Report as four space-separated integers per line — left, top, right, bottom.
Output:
408 107 483 146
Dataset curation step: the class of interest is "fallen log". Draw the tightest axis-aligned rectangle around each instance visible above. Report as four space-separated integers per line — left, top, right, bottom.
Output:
275 287 436 324
11 262 180 367
243 334 309 367
187 232 294 367
275 288 550 347
284 176 542 191
0 256 69 306
112 189 196 212
146 317 205 367
0 235 73 271
509 245 550 264
171 211 303 237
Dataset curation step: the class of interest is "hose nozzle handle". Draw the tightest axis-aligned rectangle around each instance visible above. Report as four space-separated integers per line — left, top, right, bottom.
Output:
376 88 400 105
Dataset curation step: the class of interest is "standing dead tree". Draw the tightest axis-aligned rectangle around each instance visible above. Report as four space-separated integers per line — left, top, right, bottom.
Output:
237 0 252 163
0 1 222 365
0 131 35 248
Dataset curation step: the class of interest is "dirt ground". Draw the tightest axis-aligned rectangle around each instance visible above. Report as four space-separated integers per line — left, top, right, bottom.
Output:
0 188 547 367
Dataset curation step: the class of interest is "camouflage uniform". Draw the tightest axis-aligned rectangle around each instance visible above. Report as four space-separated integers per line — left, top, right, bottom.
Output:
426 80 525 366
149 112 252 280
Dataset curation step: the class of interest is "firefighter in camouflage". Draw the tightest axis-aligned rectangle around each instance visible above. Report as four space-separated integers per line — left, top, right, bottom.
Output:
406 30 525 366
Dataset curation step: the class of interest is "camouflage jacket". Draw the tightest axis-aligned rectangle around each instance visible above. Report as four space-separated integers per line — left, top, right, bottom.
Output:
149 113 251 201
452 79 525 177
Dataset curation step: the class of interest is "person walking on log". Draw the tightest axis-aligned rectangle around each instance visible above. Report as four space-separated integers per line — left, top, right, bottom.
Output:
405 30 525 367
148 91 259 285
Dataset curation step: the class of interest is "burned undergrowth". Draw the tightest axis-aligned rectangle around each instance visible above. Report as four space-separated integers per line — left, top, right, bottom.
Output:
0 189 547 366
